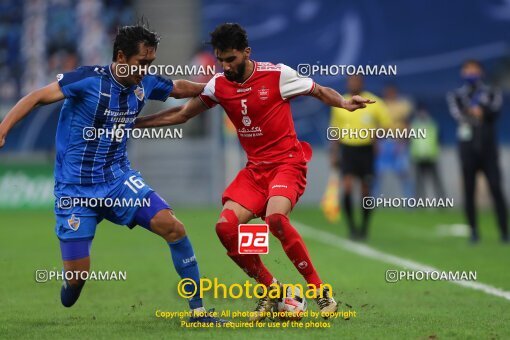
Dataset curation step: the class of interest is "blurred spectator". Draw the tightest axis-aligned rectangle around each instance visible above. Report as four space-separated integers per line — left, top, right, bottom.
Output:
47 48 79 76
409 104 445 199
6 0 133 99
330 75 391 240
190 45 216 83
374 84 414 199
447 60 508 244
0 0 22 106
0 0 134 150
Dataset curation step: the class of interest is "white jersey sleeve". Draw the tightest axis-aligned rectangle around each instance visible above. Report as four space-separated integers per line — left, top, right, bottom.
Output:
278 64 315 100
198 74 220 108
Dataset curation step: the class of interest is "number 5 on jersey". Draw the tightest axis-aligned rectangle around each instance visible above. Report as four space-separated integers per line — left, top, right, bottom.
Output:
241 99 248 115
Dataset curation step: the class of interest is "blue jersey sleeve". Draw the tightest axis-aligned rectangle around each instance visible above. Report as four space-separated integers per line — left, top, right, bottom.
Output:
57 66 98 98
143 75 174 101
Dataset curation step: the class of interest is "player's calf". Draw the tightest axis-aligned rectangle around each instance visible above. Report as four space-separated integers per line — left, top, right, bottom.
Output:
265 213 322 287
60 240 91 307
265 214 338 317
215 208 274 286
148 209 205 310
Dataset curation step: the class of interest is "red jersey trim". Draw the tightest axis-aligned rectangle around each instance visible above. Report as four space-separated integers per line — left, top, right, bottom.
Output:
284 81 316 101
198 94 217 108
308 82 317 95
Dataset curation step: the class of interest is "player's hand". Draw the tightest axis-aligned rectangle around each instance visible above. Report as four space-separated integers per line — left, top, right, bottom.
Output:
342 95 376 112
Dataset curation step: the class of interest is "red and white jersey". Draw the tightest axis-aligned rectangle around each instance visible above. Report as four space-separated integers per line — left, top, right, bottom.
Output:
199 61 315 164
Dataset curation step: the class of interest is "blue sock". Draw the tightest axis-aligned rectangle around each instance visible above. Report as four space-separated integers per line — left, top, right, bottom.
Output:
60 279 84 307
168 236 203 309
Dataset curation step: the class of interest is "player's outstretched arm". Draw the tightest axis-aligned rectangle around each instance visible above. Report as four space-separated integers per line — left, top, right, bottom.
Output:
0 81 64 148
310 83 375 112
169 80 206 99
135 96 208 128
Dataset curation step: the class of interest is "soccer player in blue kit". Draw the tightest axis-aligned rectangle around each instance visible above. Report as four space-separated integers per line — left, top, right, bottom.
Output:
0 24 224 323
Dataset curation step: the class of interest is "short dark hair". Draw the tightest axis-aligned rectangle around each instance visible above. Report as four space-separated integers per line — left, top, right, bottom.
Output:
210 23 248 52
112 24 160 61
462 59 483 70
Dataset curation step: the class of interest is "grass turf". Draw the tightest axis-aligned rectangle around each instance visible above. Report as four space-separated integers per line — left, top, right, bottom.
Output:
1 207 509 339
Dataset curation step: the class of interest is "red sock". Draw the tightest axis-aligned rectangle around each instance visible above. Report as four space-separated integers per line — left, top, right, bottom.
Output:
216 209 274 287
266 213 322 287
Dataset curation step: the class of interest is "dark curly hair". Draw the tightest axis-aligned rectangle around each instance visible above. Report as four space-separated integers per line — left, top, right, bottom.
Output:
210 23 248 52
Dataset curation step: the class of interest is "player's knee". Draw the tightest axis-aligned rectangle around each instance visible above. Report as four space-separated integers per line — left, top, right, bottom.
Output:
164 221 185 242
215 209 239 247
216 209 238 229
266 213 289 239
215 221 231 239
151 212 186 242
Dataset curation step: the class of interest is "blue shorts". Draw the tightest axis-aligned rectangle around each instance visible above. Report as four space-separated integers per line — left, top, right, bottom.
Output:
54 169 171 242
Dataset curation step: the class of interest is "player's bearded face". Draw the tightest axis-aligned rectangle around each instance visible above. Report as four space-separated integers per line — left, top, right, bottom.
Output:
224 59 246 82
216 49 249 83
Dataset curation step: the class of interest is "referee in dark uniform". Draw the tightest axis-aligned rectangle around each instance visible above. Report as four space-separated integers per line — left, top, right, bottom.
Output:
447 60 508 244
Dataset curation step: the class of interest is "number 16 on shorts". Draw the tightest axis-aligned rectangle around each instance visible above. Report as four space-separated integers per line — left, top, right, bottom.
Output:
238 224 269 254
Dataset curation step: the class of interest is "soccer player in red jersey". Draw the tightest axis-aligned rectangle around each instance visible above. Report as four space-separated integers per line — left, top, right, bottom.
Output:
136 23 374 319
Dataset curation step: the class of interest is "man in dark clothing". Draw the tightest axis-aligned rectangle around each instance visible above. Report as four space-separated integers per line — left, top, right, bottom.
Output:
447 59 508 244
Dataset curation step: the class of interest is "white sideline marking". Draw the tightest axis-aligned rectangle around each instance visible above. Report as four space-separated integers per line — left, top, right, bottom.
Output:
292 221 510 302
436 224 470 237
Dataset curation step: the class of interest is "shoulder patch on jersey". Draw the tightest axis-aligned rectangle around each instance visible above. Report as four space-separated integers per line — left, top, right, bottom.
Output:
76 65 107 76
93 66 108 75
257 62 279 71
58 65 106 87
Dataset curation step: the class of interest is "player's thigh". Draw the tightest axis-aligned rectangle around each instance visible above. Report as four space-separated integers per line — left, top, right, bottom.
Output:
106 171 183 241
104 170 164 228
220 200 255 224
55 212 99 243
266 162 307 215
55 182 101 242
266 196 292 216
222 167 267 218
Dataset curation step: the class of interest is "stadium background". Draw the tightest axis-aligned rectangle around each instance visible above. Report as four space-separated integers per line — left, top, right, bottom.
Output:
1 1 510 339
2 0 510 207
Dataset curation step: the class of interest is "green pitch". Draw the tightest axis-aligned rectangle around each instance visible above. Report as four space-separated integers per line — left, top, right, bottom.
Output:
1 207 509 339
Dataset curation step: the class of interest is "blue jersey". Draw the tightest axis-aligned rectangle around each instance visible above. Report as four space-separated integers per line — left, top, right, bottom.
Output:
55 65 173 184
